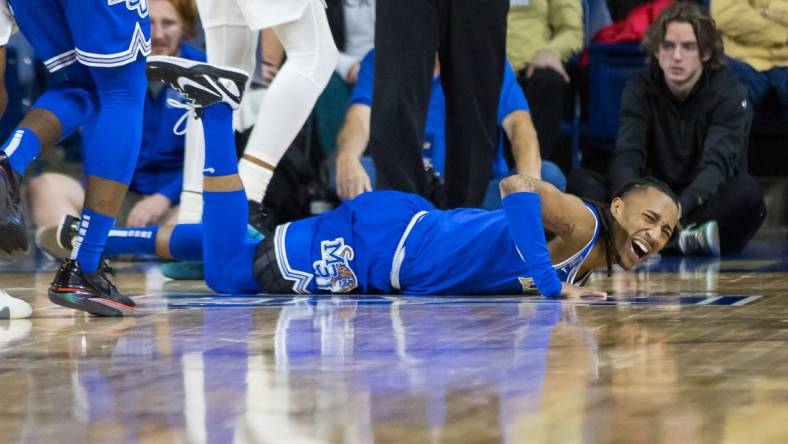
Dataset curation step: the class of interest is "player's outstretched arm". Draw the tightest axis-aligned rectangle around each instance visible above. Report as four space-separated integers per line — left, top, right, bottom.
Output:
499 174 593 239
499 174 607 299
498 175 563 297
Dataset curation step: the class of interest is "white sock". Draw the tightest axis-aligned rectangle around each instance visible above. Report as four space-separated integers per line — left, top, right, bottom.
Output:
178 113 205 223
238 158 274 203
177 192 203 224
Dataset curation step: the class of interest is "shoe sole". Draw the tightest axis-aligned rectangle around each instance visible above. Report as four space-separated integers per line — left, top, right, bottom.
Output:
0 223 28 256
147 55 250 83
146 57 247 111
48 289 135 317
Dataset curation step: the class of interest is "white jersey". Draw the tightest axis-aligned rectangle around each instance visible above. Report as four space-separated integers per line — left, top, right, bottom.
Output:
0 0 16 46
196 0 319 30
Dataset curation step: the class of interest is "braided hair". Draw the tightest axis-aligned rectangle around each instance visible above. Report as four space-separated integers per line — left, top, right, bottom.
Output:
586 177 680 276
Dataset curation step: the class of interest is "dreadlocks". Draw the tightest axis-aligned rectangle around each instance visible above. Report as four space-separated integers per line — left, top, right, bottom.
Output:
585 200 617 277
586 177 680 276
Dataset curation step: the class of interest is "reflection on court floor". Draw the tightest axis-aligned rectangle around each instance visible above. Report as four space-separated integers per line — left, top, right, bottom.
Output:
0 231 786 442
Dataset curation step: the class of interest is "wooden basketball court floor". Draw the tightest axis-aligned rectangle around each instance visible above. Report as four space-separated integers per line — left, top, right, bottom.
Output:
0 229 787 443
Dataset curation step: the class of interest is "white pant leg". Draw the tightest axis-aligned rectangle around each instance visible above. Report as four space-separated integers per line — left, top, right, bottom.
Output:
237 0 312 30
239 0 337 200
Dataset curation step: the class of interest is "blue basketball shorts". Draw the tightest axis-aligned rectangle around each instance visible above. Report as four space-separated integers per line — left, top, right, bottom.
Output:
9 0 151 72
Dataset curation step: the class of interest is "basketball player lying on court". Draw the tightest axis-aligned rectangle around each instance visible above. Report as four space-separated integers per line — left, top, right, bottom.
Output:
54 57 681 316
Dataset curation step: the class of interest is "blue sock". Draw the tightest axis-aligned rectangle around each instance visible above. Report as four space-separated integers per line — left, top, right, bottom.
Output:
201 103 237 177
1 129 41 176
103 226 159 257
71 209 115 273
169 224 204 261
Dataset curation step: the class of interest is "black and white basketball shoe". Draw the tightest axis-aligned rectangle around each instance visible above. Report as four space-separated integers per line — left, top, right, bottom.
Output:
146 55 249 115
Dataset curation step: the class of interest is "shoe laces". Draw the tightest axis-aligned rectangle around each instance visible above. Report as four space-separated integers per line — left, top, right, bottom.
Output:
89 260 119 295
167 98 196 136
101 259 116 278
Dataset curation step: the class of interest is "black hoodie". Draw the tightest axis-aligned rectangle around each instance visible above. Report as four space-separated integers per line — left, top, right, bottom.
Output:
609 66 752 217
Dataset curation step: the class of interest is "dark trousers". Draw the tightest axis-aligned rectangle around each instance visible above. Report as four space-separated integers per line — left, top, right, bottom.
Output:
517 67 569 166
683 175 766 254
567 169 766 254
370 0 509 208
726 57 788 117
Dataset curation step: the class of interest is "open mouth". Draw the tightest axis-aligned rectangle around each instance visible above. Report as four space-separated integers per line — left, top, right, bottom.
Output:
631 239 650 260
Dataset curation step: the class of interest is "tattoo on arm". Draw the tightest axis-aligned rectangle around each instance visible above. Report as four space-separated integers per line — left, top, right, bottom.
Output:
499 175 537 196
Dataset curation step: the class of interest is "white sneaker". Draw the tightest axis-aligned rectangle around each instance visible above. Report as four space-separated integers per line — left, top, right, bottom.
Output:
0 289 32 319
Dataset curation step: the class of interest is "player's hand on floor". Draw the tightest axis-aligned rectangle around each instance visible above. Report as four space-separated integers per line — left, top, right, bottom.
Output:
557 282 608 300
336 154 372 201
127 194 172 226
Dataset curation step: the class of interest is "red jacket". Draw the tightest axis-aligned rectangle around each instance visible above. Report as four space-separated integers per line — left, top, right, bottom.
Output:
593 0 674 44
578 0 674 118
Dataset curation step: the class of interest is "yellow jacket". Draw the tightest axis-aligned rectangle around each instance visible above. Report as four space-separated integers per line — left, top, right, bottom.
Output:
712 0 788 71
507 0 584 72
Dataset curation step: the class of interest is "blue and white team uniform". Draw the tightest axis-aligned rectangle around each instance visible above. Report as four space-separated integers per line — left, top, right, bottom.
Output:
274 190 601 295
9 0 150 72
0 0 152 275
101 92 591 297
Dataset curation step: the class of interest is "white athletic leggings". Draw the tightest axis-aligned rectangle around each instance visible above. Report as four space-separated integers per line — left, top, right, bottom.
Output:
179 0 337 222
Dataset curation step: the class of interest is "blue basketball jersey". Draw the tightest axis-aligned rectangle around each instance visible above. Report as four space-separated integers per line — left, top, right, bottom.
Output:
275 192 601 295
397 204 601 295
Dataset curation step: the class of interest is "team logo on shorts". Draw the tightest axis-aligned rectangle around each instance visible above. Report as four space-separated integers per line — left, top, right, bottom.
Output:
517 276 541 295
108 0 149 18
313 238 358 293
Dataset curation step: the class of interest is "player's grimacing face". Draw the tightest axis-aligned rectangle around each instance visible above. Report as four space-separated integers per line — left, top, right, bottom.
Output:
150 0 184 57
611 187 680 270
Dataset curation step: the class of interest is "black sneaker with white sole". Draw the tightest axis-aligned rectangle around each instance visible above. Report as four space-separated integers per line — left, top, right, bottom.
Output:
0 152 28 255
146 55 249 115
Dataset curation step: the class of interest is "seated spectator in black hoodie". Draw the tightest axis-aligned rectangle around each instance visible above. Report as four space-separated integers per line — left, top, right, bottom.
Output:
568 2 765 255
